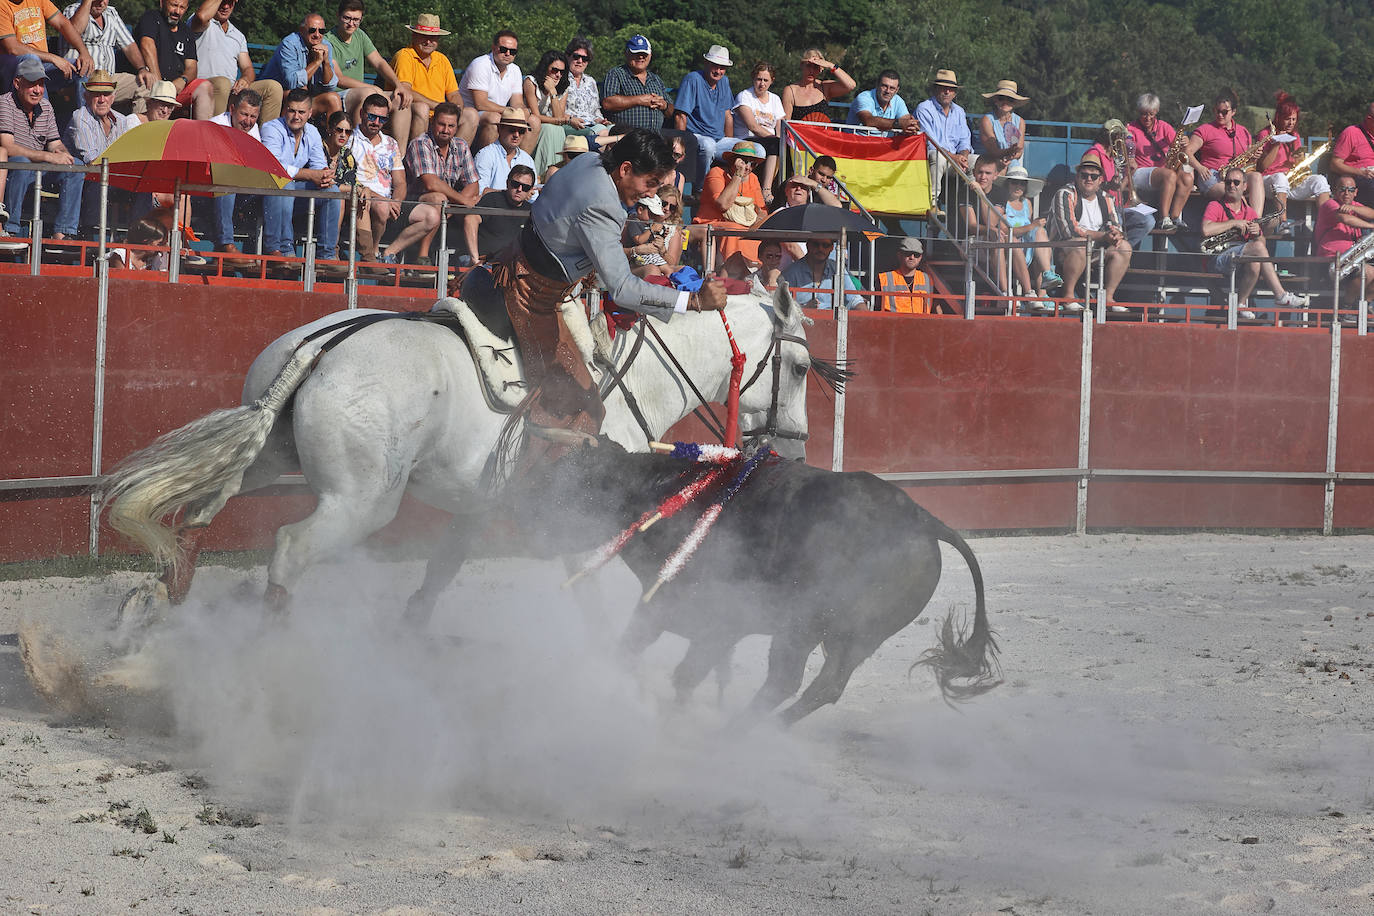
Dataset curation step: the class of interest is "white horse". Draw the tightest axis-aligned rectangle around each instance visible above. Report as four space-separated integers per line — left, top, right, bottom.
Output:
101 285 830 629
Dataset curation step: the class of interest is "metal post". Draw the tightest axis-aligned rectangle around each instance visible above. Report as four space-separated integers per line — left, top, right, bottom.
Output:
168 179 182 283
704 224 715 274
1226 260 1237 330
1324 311 1342 535
1332 254 1341 330
28 166 43 275
1076 310 1094 535
833 229 849 472
1094 242 1106 323
89 161 110 556
346 183 359 309
834 228 846 314
436 202 450 296
303 195 316 293
964 243 975 319
1359 266 1367 337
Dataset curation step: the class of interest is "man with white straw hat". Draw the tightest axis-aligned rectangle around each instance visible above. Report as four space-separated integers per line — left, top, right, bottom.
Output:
847 69 918 134
979 78 1029 172
673 44 736 184
459 28 539 153
916 68 972 205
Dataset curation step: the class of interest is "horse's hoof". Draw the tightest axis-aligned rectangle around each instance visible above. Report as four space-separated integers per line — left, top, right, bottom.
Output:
112 580 170 652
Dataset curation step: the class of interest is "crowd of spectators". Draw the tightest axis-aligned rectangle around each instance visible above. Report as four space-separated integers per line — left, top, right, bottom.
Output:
3 6 1373 313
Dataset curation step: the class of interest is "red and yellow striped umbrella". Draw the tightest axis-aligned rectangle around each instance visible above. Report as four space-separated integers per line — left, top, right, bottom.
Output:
91 119 290 197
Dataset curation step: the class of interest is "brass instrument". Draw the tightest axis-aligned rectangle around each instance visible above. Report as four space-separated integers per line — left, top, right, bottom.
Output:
1163 124 1190 170
1220 117 1275 174
1109 132 1139 206
1201 211 1282 255
1285 136 1331 187
1336 231 1374 281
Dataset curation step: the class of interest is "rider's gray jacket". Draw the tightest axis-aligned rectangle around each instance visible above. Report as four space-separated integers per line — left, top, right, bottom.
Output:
531 151 688 320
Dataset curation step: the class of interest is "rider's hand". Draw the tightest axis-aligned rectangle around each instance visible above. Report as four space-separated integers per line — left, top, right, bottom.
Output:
694 279 728 312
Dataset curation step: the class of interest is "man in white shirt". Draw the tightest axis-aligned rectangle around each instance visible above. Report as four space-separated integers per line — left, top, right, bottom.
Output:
190 0 281 121
347 91 405 260
457 28 538 153
205 86 260 262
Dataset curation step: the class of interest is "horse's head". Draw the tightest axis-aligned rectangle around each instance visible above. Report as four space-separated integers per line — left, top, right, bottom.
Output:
736 281 847 461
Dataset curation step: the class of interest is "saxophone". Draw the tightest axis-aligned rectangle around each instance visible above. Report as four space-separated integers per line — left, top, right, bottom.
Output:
1201 211 1283 255
1220 118 1275 173
1285 136 1331 187
1163 124 1190 170
1336 231 1374 281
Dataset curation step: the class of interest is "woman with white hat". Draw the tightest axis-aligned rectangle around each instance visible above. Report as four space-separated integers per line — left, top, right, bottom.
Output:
996 165 1063 310
979 79 1029 172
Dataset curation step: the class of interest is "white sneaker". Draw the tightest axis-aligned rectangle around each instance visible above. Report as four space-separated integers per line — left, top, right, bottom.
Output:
1109 304 1129 313
1062 301 1085 313
1239 309 1258 320
1034 300 1056 312
1277 292 1309 309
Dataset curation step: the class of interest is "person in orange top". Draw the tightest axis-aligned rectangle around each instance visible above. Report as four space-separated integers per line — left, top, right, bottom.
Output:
389 13 461 143
693 139 767 262
878 236 936 313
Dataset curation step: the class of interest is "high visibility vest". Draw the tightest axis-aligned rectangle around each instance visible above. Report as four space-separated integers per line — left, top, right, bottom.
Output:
878 269 932 314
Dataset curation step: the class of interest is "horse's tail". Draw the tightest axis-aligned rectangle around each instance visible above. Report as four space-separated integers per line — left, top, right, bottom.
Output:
102 343 319 571
911 516 1001 702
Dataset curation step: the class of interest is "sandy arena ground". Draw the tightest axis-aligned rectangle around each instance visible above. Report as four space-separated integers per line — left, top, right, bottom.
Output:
2 533 1373 915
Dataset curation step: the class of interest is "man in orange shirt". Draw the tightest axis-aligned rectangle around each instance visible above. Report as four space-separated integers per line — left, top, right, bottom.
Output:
390 13 461 144
0 0 93 100
878 236 936 313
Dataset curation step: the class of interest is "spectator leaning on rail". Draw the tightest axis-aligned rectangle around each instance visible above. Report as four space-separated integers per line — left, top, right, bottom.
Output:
259 12 339 120
347 91 402 261
674 45 738 185
377 100 478 267
781 235 864 310
261 86 340 261
1047 158 1131 313
135 0 213 119
1126 93 1194 233
1202 166 1308 319
204 86 260 264
1315 178 1374 307
877 236 936 314
1 55 83 240
0 0 92 106
462 161 531 265
190 0 282 123
61 66 122 235
915 69 972 207
59 0 150 111
847 69 918 134
324 0 412 145
1080 119 1155 252
458 28 530 153
978 79 1027 173
474 105 534 194
1327 102 1374 209
1257 91 1329 236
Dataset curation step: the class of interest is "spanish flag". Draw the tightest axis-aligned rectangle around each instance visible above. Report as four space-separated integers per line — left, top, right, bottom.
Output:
785 122 932 216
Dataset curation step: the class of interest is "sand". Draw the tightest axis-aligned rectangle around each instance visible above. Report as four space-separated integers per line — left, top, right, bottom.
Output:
2 533 1373 915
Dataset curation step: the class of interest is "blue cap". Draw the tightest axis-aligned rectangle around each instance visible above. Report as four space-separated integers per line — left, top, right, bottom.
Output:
626 35 651 55
14 55 46 83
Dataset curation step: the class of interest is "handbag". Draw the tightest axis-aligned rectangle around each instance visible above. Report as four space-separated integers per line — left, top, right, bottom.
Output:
723 196 757 224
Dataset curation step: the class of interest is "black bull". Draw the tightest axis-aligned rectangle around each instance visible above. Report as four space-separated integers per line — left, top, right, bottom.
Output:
513 441 1001 726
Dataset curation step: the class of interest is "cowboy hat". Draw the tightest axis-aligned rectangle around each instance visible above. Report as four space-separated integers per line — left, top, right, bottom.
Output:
559 134 589 159
407 13 450 36
722 140 765 162
703 45 733 67
85 69 117 94
149 80 178 104
994 164 1045 197
981 79 1028 104
930 69 961 89
497 106 531 129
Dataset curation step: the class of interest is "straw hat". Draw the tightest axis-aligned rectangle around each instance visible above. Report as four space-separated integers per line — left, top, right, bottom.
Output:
930 69 961 89
994 164 1045 197
497 107 531 129
149 80 178 104
559 134 589 160
407 13 450 36
981 79 1028 104
722 140 765 162
703 45 733 67
85 69 117 94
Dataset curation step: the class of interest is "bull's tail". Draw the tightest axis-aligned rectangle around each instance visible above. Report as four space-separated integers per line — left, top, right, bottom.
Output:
101 344 319 573
911 518 1001 702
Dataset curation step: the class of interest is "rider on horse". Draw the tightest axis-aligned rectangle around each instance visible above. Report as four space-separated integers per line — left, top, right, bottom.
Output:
464 129 728 464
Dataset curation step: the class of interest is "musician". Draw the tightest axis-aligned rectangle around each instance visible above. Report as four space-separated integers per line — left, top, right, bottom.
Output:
1202 167 1307 317
1329 101 1374 209
461 128 726 464
1127 93 1194 233
1257 91 1330 234
1187 89 1265 215
1314 179 1374 303
1081 119 1155 251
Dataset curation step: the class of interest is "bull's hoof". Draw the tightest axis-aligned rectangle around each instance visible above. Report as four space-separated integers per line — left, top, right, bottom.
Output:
112 579 171 652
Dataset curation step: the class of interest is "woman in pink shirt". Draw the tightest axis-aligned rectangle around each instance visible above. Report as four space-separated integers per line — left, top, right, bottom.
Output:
1257 91 1330 235
1126 92 1194 233
1186 89 1265 214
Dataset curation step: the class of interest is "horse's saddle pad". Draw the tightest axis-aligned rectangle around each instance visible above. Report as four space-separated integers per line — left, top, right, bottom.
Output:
430 293 526 413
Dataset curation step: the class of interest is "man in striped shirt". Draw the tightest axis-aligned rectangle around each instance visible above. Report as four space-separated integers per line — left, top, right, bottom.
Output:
61 66 122 233
59 0 151 109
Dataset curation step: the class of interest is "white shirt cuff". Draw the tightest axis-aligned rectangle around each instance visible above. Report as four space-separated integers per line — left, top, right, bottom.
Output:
674 290 690 313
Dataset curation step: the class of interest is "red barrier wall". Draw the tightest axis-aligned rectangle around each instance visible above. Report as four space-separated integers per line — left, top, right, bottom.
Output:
3 276 1371 563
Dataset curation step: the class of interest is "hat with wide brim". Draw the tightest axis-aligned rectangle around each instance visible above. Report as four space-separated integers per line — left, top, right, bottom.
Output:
930 69 961 89
149 80 178 104
497 106 531 129
703 45 733 67
85 69 117 93
994 164 1044 197
559 134 589 159
981 79 1028 104
722 140 765 162
407 13 450 36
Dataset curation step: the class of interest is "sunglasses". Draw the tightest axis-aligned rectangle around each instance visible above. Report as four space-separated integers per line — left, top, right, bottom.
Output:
333 126 351 133
504 126 528 135
570 53 589 62
1338 186 1359 192
1078 171 1102 179
364 112 387 122
497 45 518 56
305 26 326 34
548 67 565 74
508 181 534 191
1223 178 1244 186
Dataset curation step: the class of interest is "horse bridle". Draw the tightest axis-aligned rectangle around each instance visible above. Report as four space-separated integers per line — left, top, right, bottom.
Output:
738 328 812 443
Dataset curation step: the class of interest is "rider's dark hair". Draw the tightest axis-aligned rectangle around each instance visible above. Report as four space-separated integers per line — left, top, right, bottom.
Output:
599 128 673 175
